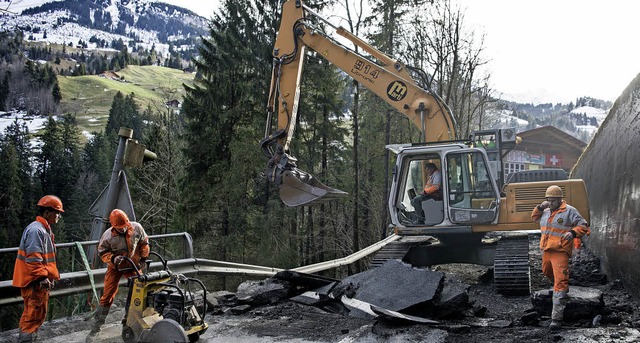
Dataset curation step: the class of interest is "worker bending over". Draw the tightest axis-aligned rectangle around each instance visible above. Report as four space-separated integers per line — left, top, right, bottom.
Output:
86 209 149 342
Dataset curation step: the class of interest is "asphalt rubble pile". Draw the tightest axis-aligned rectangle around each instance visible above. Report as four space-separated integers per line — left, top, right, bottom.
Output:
212 259 474 325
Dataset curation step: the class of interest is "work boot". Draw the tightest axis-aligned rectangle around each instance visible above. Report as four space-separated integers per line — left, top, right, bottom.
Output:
549 290 568 331
86 305 110 341
17 331 35 343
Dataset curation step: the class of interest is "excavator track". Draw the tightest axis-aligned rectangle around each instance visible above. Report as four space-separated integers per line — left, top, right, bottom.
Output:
370 242 414 268
370 236 436 268
494 235 531 295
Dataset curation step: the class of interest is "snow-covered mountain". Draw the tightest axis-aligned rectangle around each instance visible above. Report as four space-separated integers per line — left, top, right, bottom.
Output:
483 102 609 143
0 0 207 55
570 105 608 137
1 0 60 14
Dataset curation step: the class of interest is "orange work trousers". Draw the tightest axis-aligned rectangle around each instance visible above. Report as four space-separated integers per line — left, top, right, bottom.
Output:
99 266 137 307
19 285 50 334
542 250 570 292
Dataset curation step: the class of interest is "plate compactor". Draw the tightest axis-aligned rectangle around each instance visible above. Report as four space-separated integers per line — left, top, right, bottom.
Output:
121 252 208 343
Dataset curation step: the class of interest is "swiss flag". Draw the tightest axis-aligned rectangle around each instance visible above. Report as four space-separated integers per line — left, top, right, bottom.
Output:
546 154 564 167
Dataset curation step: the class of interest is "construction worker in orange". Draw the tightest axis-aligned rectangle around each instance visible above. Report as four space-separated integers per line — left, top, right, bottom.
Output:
532 185 589 331
86 209 149 341
13 195 64 343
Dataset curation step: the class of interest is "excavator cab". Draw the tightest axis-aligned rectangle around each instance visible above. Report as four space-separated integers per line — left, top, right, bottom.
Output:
390 144 501 228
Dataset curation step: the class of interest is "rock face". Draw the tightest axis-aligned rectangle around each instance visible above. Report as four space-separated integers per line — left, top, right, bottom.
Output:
571 72 640 297
531 286 604 320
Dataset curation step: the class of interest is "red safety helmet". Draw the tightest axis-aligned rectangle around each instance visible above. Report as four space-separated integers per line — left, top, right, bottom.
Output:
109 209 130 229
37 195 64 212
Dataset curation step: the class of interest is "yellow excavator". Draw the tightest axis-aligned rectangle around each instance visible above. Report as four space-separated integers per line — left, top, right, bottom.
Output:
260 0 590 294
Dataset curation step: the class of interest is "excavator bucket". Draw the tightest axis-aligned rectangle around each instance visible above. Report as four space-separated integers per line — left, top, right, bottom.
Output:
280 170 348 206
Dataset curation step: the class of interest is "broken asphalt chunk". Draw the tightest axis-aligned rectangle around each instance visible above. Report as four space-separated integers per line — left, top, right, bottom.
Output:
236 278 290 306
531 286 604 320
332 259 444 313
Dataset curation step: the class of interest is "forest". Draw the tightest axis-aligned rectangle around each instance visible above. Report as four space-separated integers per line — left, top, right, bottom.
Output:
0 0 599 328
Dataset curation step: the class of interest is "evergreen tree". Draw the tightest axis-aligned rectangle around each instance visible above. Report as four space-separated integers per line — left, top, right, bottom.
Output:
52 80 62 104
82 131 112 185
0 121 33 247
179 0 280 284
32 115 80 242
0 72 10 111
104 92 143 140
0 142 24 243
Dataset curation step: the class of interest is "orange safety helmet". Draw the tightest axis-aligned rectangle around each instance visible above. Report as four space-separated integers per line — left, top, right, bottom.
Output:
545 185 563 198
37 195 64 212
109 209 130 229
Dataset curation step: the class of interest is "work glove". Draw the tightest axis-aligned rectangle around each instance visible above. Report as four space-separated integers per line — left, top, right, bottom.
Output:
113 255 126 265
139 257 148 273
561 230 576 241
39 279 53 289
537 201 550 211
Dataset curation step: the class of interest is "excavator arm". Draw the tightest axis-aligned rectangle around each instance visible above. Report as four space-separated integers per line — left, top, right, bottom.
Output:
261 0 456 206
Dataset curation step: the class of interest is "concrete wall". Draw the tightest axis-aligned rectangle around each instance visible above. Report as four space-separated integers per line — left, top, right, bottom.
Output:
572 73 640 296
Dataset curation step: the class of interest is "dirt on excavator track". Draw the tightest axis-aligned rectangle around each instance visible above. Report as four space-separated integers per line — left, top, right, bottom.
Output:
1 233 640 343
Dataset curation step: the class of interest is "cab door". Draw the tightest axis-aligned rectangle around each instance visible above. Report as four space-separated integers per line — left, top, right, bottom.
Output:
445 149 500 224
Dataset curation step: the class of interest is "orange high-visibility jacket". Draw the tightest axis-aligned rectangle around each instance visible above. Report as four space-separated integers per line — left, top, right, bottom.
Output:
532 201 589 255
98 221 149 269
13 217 60 288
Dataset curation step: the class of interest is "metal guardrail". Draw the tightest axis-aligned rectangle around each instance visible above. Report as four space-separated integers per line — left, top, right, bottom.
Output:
292 233 401 274
0 233 401 306
0 232 195 306
0 232 194 257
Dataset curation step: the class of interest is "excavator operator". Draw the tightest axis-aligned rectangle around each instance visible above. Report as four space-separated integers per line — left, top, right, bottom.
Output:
411 163 442 222
532 185 589 330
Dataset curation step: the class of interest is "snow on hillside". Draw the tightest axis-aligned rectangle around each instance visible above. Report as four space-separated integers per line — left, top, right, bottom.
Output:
484 109 529 131
571 106 609 122
0 110 95 141
0 0 61 14
575 124 598 136
2 8 158 45
0 0 172 15
570 106 608 138
1 0 205 58
0 9 176 57
496 110 529 126
0 111 50 133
